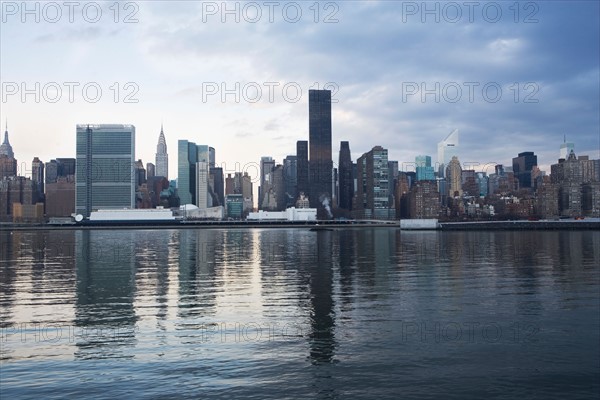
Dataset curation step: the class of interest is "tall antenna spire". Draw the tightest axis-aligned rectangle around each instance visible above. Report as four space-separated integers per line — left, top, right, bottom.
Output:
564 134 566 143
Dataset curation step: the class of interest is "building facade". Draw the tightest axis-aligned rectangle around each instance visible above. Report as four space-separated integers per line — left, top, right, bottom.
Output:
352 146 392 219
446 156 463 198
296 140 309 200
75 124 135 217
437 129 458 178
512 151 537 189
338 141 353 210
155 125 168 178
308 89 333 210
408 180 440 219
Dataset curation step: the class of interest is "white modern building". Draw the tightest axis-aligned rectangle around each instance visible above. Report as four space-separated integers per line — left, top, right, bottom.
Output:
89 207 176 221
559 137 575 160
247 207 317 221
437 129 459 178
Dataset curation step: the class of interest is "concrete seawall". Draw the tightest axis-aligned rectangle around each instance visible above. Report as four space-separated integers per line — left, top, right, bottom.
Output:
439 220 600 231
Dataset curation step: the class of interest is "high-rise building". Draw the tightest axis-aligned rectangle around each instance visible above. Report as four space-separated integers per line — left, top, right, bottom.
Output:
0 121 14 158
272 164 286 210
259 156 275 209
225 172 253 213
177 140 215 207
146 162 156 179
209 166 224 206
283 155 297 207
134 159 146 187
551 150 600 217
308 89 333 210
178 140 196 205
45 176 75 217
196 161 209 209
408 181 440 218
155 124 168 178
512 151 537 189
56 158 76 177
338 141 353 211
461 169 479 197
45 158 75 184
296 140 309 199
75 124 135 217
45 160 59 183
559 136 575 160
475 172 488 197
31 157 44 195
446 156 462 197
0 177 41 221
352 146 392 220
437 129 459 177
0 122 17 179
0 155 17 179
415 155 435 181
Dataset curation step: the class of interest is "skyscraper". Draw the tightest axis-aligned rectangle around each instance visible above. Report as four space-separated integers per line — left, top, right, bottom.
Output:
177 140 214 206
559 135 575 160
283 155 298 207
0 121 15 158
415 155 435 181
437 129 459 178
0 121 17 179
146 162 156 179
259 156 275 209
31 157 44 195
512 151 537 189
308 89 333 210
178 140 196 205
338 141 353 210
196 161 209 209
155 124 169 178
75 124 135 217
446 156 462 197
353 146 391 220
296 140 309 199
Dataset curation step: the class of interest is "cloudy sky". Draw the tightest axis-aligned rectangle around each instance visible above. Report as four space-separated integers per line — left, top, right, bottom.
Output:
1 0 598 180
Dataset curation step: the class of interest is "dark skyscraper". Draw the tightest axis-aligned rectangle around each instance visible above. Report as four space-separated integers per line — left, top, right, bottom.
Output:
32 157 44 195
308 89 332 210
56 158 76 177
512 151 538 189
283 155 298 207
296 140 309 199
338 141 353 210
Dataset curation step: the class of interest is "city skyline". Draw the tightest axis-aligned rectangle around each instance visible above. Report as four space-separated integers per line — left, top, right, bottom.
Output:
1 2 598 178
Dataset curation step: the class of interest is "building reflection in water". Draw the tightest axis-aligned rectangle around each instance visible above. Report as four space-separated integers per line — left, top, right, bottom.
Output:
307 230 336 365
74 230 138 359
176 229 219 335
